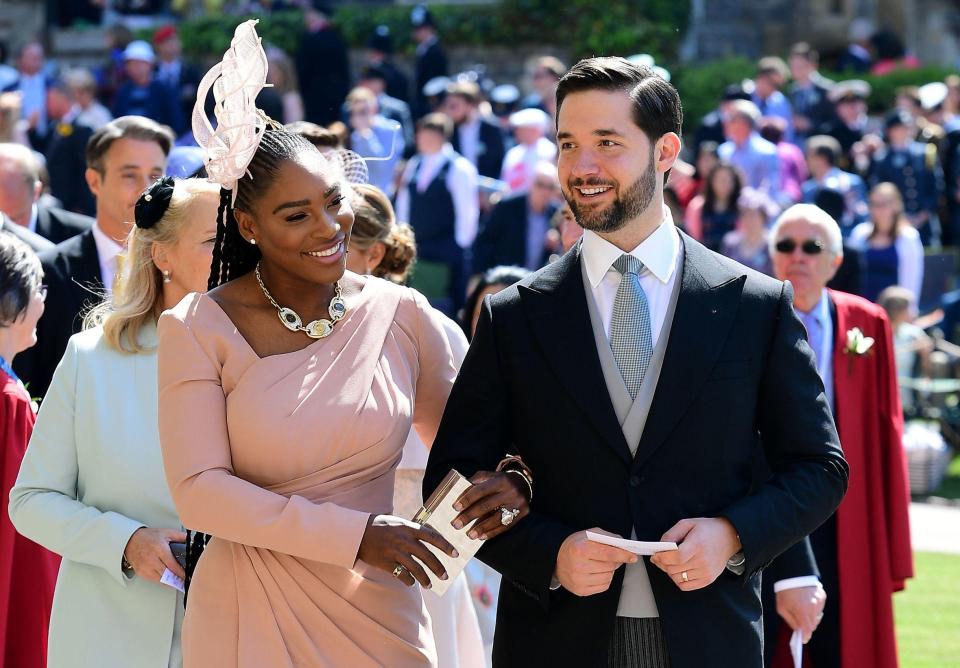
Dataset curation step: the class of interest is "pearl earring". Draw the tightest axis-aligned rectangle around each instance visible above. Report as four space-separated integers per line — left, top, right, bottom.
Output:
249 238 257 245
162 269 172 284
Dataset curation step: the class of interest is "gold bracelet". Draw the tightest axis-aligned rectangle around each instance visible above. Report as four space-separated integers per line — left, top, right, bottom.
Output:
504 469 533 502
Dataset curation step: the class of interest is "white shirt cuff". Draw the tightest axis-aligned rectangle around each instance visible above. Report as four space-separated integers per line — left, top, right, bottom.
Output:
773 575 821 593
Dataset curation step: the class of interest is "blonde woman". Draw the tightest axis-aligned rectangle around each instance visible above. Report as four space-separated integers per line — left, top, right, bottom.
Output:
9 177 219 668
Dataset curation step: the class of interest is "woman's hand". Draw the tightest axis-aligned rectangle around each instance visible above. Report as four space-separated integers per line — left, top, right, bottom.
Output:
357 515 459 589
451 470 530 542
123 527 188 582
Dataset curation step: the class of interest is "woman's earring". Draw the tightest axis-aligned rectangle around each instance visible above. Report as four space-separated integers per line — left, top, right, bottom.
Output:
162 269 172 284
249 237 257 245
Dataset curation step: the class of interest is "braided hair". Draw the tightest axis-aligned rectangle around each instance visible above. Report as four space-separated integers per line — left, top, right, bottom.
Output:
207 128 319 290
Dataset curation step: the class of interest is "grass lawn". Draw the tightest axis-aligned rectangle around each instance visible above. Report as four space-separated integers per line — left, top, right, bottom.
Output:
895 551 960 668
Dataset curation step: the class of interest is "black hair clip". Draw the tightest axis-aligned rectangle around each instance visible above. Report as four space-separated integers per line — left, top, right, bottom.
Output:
135 176 176 230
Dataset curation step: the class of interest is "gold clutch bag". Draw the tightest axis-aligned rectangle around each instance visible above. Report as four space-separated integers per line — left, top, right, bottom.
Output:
412 469 486 596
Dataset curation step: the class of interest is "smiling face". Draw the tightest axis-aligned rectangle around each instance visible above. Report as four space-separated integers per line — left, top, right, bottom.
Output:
556 89 660 235
235 151 354 287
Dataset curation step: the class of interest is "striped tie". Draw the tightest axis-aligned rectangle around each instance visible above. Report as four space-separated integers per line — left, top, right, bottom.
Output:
610 254 653 399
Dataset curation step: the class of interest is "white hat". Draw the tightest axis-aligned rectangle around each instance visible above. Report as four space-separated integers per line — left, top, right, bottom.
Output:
509 107 550 131
123 40 156 63
919 82 948 111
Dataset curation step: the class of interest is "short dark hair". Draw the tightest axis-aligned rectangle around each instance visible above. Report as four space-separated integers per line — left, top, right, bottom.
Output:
0 230 42 327
789 42 819 64
417 112 453 140
555 57 682 142
806 135 842 166
460 265 531 340
85 115 174 174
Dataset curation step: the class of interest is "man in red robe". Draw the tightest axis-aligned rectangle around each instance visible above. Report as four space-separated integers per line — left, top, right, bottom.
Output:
765 203 913 668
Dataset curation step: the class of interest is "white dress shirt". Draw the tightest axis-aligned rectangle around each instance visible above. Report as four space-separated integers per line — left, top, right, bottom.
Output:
91 222 124 295
580 212 682 345
395 144 480 249
500 137 557 193
456 117 481 168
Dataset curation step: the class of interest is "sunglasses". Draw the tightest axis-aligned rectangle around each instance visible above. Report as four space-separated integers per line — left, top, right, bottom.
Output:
774 238 825 255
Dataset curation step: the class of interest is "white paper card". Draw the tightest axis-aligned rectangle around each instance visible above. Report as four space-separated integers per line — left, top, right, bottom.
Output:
790 629 803 668
585 531 678 555
416 474 484 596
160 568 185 593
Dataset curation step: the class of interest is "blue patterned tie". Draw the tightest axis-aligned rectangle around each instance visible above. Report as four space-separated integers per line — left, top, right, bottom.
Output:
610 255 654 399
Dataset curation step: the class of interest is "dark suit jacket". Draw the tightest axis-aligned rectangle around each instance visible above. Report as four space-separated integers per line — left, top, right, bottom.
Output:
297 27 351 126
35 203 94 245
414 40 448 118
112 80 184 135
13 230 103 398
43 120 96 216
472 193 556 273
1 218 54 254
424 234 848 667
452 118 506 180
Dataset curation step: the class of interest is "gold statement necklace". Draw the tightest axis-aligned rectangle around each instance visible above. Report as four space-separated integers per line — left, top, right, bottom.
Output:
255 262 347 339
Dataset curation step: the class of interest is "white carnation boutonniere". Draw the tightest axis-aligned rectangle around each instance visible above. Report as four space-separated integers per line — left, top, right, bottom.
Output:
843 326 874 373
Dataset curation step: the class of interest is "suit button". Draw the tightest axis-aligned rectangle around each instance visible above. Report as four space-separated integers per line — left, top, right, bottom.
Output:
629 475 640 488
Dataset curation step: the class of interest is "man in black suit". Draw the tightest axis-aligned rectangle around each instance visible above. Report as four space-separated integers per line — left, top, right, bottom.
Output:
296 2 351 127
13 116 172 398
153 25 202 137
445 80 507 181
473 161 560 273
411 5 448 119
424 57 848 667
0 142 93 244
42 79 97 216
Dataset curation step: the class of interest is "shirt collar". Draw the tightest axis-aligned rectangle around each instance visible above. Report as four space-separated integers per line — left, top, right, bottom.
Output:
581 209 680 289
797 288 831 325
91 221 124 264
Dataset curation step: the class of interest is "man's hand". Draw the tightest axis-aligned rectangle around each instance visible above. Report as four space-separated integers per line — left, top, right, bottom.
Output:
776 584 826 643
554 529 637 597
649 518 741 591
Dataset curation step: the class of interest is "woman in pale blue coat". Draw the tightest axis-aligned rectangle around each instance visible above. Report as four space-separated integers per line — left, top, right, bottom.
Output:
9 177 220 667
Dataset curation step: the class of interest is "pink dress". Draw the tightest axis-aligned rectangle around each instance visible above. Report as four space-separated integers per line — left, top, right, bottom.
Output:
157 278 460 667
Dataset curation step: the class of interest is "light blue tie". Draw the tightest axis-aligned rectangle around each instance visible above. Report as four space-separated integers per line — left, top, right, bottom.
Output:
610 254 654 399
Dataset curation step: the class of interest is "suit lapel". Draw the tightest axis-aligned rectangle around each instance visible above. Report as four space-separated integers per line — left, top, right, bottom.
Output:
519 246 633 465
632 234 745 469
71 230 104 292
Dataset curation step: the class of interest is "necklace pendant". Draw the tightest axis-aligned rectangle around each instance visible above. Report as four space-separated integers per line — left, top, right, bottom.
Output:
305 319 333 339
278 308 302 332
329 296 346 320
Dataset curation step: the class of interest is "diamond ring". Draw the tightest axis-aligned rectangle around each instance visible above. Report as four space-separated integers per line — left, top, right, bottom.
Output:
392 564 405 578
499 507 520 526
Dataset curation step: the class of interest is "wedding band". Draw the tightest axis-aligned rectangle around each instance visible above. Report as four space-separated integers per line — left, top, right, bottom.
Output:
392 564 405 578
499 506 520 526
681 571 689 583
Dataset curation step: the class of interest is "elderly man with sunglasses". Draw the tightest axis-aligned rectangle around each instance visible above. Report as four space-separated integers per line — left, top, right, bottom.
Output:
764 204 913 668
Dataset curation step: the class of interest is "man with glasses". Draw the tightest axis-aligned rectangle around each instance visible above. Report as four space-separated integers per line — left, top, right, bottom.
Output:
765 204 912 668
472 161 561 273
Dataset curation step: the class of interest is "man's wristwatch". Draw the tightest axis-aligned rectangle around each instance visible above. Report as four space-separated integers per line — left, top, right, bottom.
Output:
726 551 746 575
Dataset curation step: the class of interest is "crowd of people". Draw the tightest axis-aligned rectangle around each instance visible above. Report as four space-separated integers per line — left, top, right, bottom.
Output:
0 4 945 668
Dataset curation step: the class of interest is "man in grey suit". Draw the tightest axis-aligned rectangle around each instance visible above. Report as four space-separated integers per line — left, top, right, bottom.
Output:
424 57 848 667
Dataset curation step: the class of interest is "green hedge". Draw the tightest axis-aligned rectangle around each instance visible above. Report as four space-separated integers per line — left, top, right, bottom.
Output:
176 1 690 65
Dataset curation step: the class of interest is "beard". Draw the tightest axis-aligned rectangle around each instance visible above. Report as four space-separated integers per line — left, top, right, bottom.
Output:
565 155 657 234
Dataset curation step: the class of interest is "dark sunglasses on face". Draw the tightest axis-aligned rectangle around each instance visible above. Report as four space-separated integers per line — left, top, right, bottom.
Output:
774 238 825 255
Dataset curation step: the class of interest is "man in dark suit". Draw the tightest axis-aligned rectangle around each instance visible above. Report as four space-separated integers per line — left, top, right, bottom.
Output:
42 79 97 216
424 57 848 667
0 213 53 254
13 116 172 398
2 41 52 150
0 142 92 244
473 161 560 273
153 25 201 137
445 80 507 181
297 2 351 127
788 43 835 142
112 41 183 136
411 5 448 119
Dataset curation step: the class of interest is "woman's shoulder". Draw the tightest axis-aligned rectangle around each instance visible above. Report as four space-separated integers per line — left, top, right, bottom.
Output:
849 222 872 242
897 225 921 241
